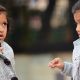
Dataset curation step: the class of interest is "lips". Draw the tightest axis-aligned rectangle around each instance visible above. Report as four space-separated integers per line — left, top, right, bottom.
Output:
78 33 80 37
77 32 80 36
0 34 3 39
0 35 3 37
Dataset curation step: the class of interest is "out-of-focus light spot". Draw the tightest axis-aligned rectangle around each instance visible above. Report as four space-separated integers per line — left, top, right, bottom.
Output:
28 0 49 12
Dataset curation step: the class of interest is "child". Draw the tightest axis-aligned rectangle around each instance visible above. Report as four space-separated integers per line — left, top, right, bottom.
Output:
48 0 80 80
0 5 18 80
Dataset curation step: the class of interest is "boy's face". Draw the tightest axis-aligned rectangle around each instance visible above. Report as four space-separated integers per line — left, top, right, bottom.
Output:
74 10 80 38
0 12 7 41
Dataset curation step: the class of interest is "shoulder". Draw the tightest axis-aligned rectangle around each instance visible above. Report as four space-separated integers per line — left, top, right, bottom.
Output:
2 41 15 61
2 41 14 57
73 38 80 46
2 42 15 67
2 41 13 52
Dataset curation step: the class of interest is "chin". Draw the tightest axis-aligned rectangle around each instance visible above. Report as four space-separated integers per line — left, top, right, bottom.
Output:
0 39 3 43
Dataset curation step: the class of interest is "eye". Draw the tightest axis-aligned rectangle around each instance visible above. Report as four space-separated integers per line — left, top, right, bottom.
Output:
3 22 8 26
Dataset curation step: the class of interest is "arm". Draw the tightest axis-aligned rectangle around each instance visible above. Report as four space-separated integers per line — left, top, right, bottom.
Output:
48 58 72 77
62 62 72 77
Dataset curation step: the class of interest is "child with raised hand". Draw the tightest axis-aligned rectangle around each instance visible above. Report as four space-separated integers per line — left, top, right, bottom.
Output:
48 0 80 80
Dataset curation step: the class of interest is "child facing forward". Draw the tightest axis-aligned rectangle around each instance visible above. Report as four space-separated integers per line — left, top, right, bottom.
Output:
0 5 18 80
48 0 80 80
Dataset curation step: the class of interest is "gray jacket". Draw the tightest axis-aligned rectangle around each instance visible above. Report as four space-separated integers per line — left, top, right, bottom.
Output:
0 41 17 80
63 38 80 80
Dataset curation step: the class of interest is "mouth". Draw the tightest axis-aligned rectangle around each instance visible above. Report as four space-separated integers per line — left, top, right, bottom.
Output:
78 34 80 37
77 32 80 36
0 35 3 39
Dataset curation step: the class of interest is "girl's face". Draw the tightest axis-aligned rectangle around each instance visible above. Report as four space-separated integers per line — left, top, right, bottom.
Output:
0 12 7 41
74 10 80 38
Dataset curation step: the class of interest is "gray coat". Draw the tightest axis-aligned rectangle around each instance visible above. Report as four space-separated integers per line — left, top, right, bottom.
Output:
63 38 80 80
0 41 17 80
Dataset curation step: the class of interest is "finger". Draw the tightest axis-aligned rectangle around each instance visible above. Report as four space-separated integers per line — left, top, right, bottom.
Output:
50 60 58 65
48 62 56 68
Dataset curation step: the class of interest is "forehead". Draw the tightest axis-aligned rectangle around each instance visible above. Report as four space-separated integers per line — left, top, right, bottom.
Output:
0 11 7 18
74 10 80 21
0 12 7 23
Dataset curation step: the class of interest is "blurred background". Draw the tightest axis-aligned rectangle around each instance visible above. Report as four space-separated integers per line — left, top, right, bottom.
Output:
0 0 79 80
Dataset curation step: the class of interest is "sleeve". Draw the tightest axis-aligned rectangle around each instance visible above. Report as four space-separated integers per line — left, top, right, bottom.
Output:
62 62 73 77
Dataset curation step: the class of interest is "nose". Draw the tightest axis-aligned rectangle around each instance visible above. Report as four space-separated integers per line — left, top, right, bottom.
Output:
0 25 4 33
76 24 80 32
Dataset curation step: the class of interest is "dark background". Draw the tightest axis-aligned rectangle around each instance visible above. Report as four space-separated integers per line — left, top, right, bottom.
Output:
0 0 78 53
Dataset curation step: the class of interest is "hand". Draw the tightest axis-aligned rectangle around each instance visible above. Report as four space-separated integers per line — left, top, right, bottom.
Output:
48 58 64 70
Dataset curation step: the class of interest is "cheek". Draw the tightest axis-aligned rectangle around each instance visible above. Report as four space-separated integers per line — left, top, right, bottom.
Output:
76 24 80 31
4 28 7 36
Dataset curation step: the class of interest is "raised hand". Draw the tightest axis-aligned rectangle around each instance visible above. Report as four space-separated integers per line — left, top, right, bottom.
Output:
48 58 64 70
